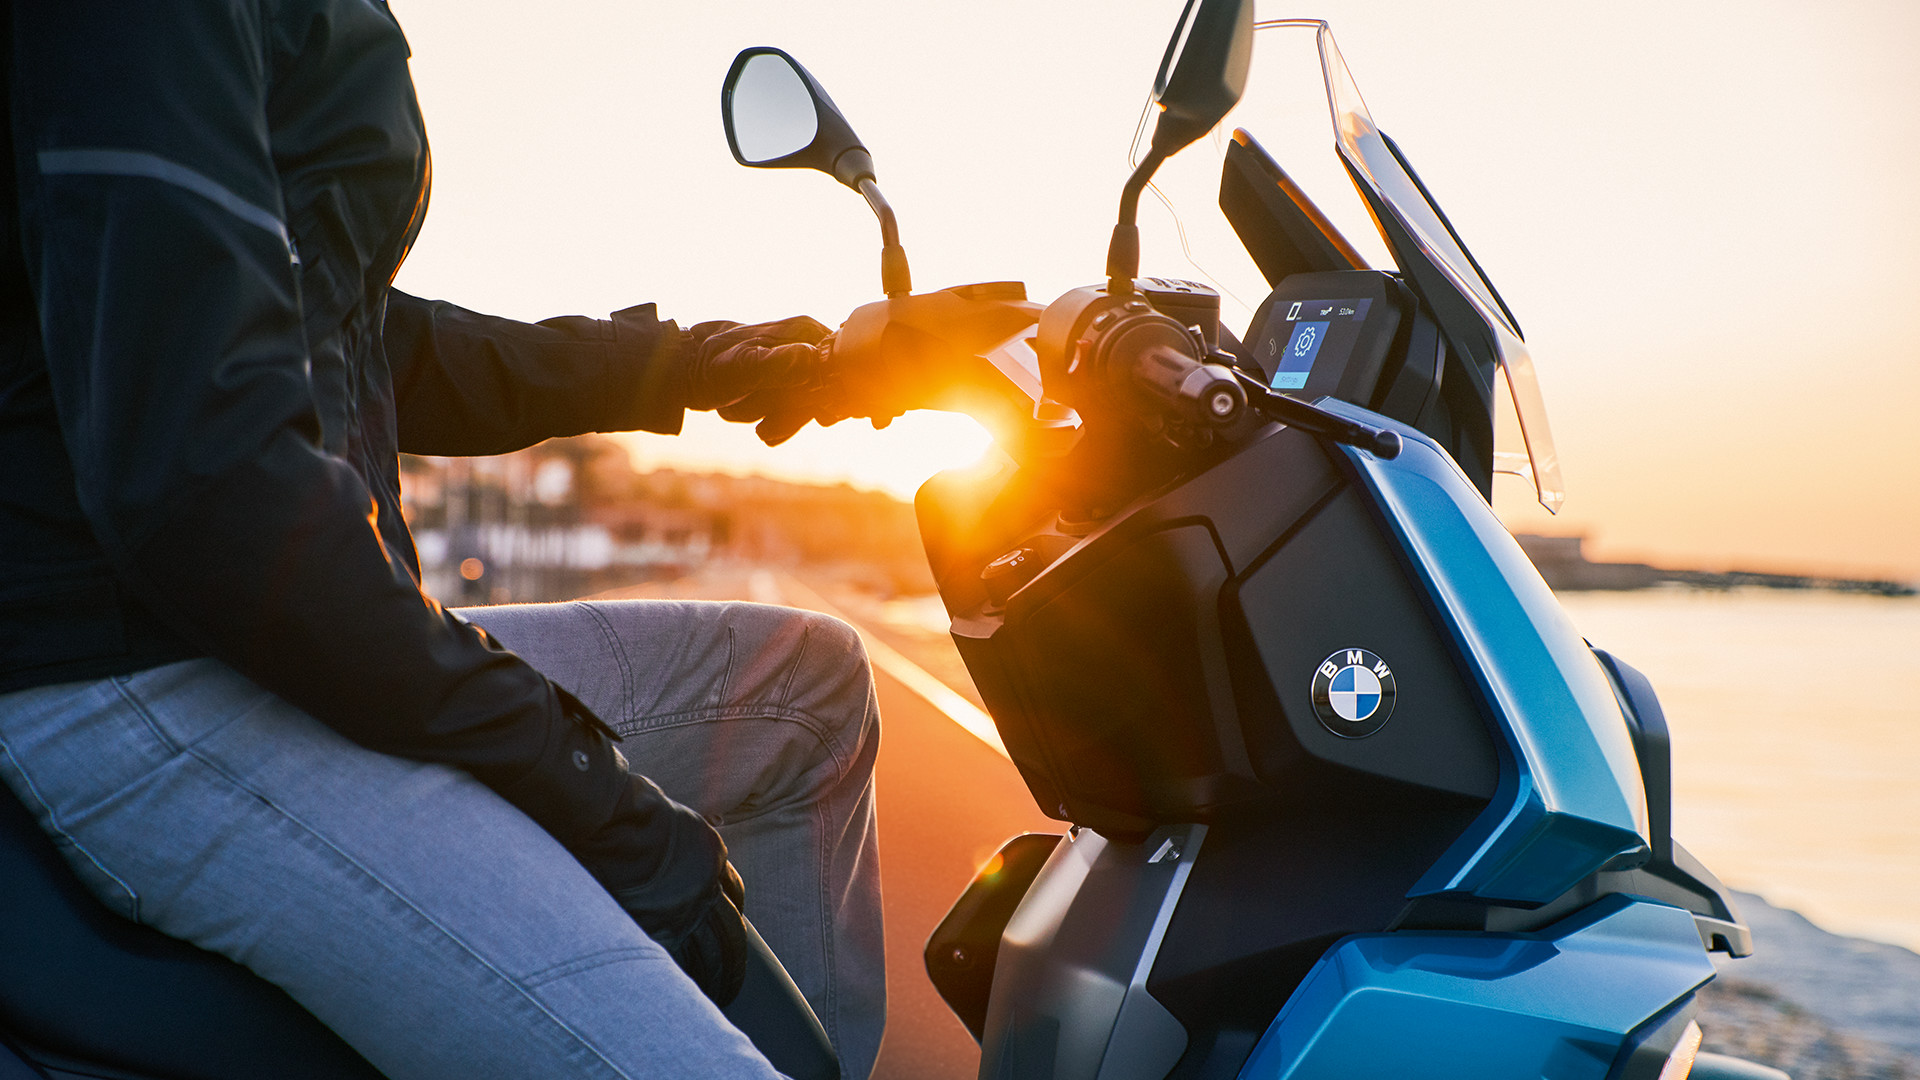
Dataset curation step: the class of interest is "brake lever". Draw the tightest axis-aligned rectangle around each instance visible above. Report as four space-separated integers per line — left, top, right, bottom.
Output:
1228 368 1401 459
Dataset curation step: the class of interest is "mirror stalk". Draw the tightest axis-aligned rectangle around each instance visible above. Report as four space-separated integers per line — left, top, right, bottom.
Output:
859 177 913 298
1106 150 1169 295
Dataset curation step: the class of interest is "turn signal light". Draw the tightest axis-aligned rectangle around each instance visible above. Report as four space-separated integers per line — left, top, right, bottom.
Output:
1656 1020 1703 1080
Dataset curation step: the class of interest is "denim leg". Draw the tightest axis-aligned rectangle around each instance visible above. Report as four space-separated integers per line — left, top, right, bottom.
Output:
0 661 783 1080
459 600 885 1080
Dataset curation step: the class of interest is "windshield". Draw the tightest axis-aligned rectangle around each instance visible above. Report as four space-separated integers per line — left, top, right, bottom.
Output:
1130 20 1565 513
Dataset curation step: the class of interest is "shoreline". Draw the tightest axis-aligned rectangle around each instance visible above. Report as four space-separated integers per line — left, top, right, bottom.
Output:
1513 534 1917 597
1704 891 1920 1076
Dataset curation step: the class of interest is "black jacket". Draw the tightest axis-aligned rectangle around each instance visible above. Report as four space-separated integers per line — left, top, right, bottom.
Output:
1 1 699 865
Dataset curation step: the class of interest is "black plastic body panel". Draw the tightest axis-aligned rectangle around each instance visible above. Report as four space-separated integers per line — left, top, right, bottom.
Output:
942 424 1339 835
1147 789 1485 1078
955 522 1248 834
1219 131 1366 283
930 418 1502 838
924 833 1064 1042
1225 485 1501 800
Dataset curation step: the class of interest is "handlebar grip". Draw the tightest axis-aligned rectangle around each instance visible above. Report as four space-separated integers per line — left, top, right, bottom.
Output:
1124 342 1246 427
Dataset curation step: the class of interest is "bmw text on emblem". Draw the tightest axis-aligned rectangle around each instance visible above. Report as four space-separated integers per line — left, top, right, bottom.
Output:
1310 648 1397 738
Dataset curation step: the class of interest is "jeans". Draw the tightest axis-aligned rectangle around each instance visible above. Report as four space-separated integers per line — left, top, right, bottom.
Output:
0 599 884 1080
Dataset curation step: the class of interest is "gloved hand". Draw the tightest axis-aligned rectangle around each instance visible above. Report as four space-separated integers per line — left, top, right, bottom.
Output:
572 770 751 1006
651 864 750 1007
812 284 1042 433
718 373 850 447
680 316 833 441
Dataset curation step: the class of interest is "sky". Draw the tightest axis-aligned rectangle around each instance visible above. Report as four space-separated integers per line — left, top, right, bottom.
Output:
391 0 1920 581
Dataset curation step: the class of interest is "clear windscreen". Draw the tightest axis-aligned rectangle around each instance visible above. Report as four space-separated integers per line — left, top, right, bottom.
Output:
1129 19 1565 513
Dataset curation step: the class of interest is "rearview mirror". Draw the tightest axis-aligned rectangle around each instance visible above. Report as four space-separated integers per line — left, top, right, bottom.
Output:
1106 0 1255 291
721 47 911 296
1148 0 1255 155
721 47 876 191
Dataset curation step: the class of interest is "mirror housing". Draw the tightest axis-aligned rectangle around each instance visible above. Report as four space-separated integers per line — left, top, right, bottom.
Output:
721 47 912 297
722 47 876 191
1148 0 1256 156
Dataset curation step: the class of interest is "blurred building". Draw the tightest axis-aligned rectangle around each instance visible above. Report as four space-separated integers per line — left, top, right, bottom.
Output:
1513 533 1914 597
400 435 930 605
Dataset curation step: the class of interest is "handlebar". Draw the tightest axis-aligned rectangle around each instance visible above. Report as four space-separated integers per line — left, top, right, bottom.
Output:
1072 300 1245 432
1063 288 1401 458
1126 342 1246 428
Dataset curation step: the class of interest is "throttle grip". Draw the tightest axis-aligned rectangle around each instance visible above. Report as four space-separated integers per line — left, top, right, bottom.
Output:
1092 306 1244 428
1127 343 1246 427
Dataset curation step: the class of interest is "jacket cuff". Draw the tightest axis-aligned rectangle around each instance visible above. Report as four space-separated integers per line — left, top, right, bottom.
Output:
609 302 692 436
494 684 631 848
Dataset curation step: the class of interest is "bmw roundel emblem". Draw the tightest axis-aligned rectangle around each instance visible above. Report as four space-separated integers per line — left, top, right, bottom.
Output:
1311 648 1397 738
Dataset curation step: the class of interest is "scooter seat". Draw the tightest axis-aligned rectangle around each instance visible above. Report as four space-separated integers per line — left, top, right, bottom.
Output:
0 784 385 1080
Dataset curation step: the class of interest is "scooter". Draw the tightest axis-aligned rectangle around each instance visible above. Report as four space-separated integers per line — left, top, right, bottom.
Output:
717 2 1786 1078
0 6 1787 1079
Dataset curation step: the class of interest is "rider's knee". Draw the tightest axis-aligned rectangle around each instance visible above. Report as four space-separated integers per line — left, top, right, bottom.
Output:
784 608 879 767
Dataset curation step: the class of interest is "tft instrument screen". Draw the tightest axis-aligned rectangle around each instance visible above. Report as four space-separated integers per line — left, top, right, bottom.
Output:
1251 297 1374 392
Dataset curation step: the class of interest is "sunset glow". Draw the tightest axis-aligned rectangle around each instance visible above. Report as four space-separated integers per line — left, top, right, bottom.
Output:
618 409 995 502
393 0 1920 579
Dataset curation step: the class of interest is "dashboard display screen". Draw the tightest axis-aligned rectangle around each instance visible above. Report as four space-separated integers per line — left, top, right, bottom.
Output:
1252 297 1373 391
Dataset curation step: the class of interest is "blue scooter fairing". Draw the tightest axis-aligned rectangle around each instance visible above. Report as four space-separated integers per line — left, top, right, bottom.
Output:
1328 402 1651 906
1241 896 1713 1079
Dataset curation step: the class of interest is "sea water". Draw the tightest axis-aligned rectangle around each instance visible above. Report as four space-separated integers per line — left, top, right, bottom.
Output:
1558 589 1920 953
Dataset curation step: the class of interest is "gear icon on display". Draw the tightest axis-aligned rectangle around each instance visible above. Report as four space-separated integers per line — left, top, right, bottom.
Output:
1293 326 1317 354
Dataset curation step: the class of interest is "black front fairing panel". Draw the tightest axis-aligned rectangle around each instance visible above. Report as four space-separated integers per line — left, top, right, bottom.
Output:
922 419 1501 839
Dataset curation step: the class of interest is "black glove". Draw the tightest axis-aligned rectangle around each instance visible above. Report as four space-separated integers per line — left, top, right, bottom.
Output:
643 868 749 1009
810 284 1042 434
718 372 851 447
651 864 749 1006
572 770 750 1006
682 316 832 414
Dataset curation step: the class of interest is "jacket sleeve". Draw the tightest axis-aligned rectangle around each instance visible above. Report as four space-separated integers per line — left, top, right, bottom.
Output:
386 290 692 455
7 0 652 856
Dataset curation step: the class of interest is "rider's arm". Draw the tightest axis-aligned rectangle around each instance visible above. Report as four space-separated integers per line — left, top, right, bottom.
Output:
385 291 692 455
8 0 686 878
